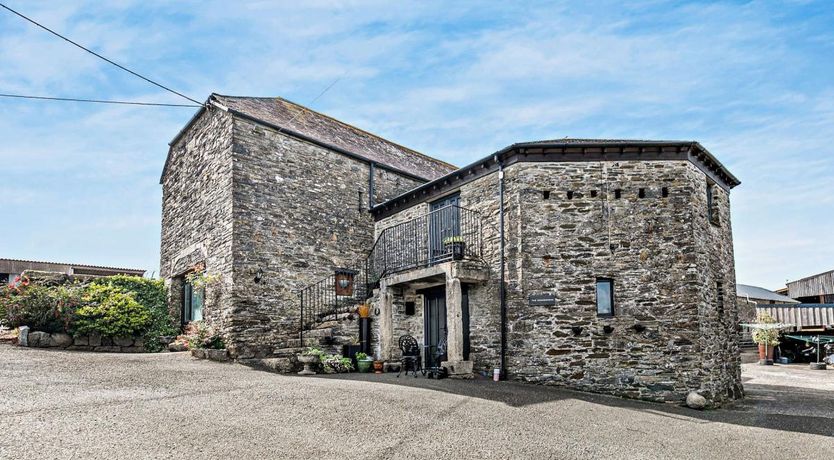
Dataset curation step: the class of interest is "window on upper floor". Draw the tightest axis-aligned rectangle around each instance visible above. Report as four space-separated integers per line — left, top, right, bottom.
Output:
707 180 720 226
596 278 614 317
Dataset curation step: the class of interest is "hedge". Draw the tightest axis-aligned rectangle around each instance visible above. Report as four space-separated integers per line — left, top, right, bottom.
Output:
1 275 177 352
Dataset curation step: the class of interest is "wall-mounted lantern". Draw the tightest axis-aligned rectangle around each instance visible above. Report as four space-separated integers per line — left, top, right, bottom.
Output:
334 269 357 296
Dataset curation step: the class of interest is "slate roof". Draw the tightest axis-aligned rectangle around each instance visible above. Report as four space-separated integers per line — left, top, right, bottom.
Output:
737 283 799 303
210 94 456 181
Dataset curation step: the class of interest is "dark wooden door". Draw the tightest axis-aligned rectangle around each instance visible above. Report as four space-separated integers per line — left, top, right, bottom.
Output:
423 287 448 367
429 194 461 263
422 286 470 366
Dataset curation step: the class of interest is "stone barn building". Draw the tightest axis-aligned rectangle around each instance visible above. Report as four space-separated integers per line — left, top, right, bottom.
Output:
161 94 742 406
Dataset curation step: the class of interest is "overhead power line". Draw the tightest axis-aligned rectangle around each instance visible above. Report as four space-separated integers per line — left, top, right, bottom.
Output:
0 2 203 106
0 93 201 107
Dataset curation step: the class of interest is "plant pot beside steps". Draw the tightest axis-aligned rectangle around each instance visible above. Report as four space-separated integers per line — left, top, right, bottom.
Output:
357 358 374 373
298 354 319 376
355 352 374 373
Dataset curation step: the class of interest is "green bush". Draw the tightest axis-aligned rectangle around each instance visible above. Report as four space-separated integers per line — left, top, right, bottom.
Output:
2 275 176 352
74 284 151 338
90 276 176 351
3 283 65 333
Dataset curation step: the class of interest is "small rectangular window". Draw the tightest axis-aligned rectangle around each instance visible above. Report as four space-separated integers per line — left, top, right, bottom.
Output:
183 280 204 323
707 180 719 225
405 301 416 316
590 190 598 198
614 189 622 199
542 190 550 200
716 281 724 319
596 278 614 316
638 188 646 198
661 187 669 198
567 191 574 200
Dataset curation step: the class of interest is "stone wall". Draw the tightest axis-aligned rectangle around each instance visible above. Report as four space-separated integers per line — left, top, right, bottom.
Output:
160 107 235 330
374 160 741 405
691 171 742 404
19 328 146 353
221 116 424 359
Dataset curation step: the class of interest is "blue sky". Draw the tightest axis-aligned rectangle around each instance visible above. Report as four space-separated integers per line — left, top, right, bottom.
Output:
1 1 833 289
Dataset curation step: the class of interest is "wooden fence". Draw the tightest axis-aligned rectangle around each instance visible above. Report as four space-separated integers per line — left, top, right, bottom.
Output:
755 304 834 331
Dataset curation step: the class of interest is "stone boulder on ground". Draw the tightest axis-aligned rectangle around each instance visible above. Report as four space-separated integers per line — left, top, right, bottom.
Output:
686 391 707 410
27 331 51 348
50 333 73 348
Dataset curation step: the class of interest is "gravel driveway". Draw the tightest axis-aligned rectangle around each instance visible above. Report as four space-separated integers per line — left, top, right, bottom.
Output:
1 344 832 459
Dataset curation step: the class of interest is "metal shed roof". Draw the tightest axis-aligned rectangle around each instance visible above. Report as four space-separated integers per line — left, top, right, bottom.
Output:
737 283 799 303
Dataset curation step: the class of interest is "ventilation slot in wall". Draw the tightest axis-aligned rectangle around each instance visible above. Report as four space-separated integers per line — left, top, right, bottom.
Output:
542 190 550 200
638 188 646 198
567 191 574 200
662 187 669 198
614 189 622 199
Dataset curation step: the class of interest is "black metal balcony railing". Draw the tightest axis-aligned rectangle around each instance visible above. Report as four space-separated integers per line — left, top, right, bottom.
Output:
298 205 482 334
365 205 482 283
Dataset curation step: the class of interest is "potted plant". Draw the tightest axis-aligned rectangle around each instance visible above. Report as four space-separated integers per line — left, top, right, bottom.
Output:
751 312 780 365
355 352 374 373
322 354 354 373
373 359 384 374
443 236 466 261
298 347 324 375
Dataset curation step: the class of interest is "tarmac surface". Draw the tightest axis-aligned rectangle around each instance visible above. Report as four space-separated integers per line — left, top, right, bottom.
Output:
1 344 832 459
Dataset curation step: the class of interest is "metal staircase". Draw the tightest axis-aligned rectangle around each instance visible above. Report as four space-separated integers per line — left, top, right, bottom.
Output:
296 205 482 340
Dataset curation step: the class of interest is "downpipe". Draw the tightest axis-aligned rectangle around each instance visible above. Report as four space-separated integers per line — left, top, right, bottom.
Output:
498 158 507 380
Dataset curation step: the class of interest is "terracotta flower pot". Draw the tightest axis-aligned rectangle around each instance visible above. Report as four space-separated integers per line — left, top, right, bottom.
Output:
373 360 384 374
757 344 774 360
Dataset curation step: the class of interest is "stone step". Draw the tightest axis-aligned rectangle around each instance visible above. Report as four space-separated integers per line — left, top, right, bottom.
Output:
241 357 298 374
304 328 333 338
274 347 303 357
283 337 326 348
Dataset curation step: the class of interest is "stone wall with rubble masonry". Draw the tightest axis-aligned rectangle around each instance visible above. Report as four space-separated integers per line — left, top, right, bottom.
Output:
18 327 146 353
374 160 740 404
160 107 236 335
224 116 426 359
692 172 742 405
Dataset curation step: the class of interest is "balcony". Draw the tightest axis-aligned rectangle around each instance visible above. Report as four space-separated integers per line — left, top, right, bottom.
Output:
366 204 484 285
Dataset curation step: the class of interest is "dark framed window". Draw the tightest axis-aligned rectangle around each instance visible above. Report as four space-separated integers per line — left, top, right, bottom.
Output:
707 180 719 225
183 280 204 324
596 278 614 316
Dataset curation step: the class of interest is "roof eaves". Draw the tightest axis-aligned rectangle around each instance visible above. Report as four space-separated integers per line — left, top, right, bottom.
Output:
1 258 146 273
372 139 740 219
